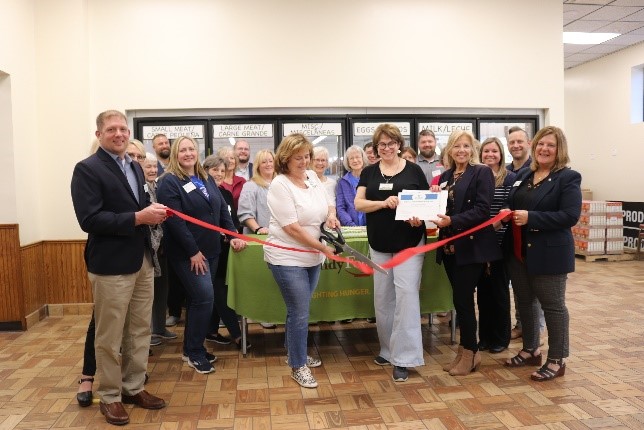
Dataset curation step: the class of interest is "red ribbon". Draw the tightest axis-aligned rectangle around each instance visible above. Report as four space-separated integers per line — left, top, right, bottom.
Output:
165 208 376 275
165 208 514 275
380 211 511 268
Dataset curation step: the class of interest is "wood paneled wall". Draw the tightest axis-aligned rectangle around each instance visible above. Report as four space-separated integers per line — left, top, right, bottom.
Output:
0 225 25 328
20 242 46 317
42 241 92 304
1 228 92 330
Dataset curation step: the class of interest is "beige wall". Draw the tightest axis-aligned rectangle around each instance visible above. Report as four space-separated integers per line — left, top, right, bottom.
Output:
2 0 565 242
565 42 644 202
0 0 39 241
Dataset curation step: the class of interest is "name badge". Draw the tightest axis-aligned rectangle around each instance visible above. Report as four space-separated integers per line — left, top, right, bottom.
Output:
439 181 447 189
143 183 149 193
183 182 196 193
513 180 522 187
432 169 441 177
379 183 394 190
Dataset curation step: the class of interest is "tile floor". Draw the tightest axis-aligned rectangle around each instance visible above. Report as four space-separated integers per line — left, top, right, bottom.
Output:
0 259 643 429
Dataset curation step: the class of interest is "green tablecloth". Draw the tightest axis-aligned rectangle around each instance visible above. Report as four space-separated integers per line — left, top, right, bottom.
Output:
226 236 453 323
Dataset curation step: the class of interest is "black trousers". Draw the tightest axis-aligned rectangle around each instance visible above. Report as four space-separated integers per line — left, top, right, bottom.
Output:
82 312 96 376
477 259 511 348
443 255 485 352
166 262 186 318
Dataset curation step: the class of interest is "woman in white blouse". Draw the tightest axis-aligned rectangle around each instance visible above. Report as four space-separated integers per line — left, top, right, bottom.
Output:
264 133 338 389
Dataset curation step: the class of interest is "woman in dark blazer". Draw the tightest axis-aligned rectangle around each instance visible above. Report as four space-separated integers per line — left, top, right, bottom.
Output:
503 126 581 381
157 136 245 374
431 130 501 376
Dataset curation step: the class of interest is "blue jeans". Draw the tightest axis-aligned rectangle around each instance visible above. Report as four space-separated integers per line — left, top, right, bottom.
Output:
267 263 321 368
170 256 216 360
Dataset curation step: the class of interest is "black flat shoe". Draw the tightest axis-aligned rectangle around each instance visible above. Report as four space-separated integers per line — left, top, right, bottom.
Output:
489 345 507 354
76 377 94 407
478 341 490 351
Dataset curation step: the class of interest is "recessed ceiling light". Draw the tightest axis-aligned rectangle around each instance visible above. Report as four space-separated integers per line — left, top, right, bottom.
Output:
563 32 620 45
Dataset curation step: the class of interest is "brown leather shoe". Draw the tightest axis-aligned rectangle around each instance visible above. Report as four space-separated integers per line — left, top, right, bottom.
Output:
99 401 129 426
122 390 166 410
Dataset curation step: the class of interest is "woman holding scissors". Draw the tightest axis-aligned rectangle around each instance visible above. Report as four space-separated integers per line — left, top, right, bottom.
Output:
354 123 429 383
264 133 338 389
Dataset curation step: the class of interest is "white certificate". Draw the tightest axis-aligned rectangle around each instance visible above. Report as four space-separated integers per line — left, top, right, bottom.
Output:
395 190 447 221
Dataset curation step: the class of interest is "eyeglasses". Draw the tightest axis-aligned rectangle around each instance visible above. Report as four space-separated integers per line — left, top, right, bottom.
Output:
376 141 399 150
127 153 146 161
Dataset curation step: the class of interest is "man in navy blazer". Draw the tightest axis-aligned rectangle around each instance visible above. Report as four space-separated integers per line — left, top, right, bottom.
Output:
71 110 168 425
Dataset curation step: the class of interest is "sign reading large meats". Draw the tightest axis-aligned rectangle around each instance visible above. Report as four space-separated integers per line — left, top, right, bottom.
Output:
621 201 644 250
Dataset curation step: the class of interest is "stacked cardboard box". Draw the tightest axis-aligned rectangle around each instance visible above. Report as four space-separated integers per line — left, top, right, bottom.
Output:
605 202 624 254
574 200 623 255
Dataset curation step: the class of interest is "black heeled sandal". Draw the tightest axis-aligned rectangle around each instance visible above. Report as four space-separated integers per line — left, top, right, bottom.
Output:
505 349 542 367
76 377 94 407
531 358 566 381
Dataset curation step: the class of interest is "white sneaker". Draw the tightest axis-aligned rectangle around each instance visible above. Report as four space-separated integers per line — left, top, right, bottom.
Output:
291 366 318 388
285 355 322 368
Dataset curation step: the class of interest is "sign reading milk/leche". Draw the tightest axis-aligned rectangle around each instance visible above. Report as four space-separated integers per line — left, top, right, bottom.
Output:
395 190 447 222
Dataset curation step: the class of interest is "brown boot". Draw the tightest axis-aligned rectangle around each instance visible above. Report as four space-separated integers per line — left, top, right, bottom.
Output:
442 345 463 372
449 348 481 376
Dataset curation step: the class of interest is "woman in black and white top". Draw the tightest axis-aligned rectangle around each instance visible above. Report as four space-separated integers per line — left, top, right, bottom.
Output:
476 137 516 354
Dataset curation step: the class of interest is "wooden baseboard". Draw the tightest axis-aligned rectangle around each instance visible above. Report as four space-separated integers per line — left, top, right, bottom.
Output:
25 305 47 329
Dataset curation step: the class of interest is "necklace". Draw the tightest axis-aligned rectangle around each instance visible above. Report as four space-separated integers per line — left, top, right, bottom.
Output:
533 170 550 184
380 158 401 183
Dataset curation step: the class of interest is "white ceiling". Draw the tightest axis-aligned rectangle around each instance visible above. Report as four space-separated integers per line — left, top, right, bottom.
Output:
564 0 644 69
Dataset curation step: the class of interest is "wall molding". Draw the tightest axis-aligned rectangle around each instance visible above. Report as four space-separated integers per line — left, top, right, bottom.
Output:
1 231 93 331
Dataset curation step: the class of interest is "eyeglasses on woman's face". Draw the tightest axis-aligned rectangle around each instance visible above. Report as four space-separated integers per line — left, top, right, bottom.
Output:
376 141 399 150
127 152 146 161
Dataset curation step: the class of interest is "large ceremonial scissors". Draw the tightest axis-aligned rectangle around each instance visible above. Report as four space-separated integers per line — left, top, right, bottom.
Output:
319 223 388 275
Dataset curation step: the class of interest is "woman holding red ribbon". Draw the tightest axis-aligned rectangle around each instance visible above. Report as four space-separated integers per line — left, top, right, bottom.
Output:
264 133 337 389
431 130 500 376
355 124 428 383
502 126 581 381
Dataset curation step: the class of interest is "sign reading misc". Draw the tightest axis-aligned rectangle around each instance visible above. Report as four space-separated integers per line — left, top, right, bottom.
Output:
353 122 411 136
283 123 342 137
142 125 204 139
212 124 273 138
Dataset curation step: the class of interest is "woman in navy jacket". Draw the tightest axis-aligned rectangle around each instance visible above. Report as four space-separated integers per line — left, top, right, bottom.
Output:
431 130 501 376
157 136 245 374
503 126 581 381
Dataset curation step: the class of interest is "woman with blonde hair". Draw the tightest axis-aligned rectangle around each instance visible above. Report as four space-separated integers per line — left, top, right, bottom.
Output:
127 139 146 163
431 130 500 376
476 137 516 353
217 146 246 211
157 137 245 374
238 149 277 235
